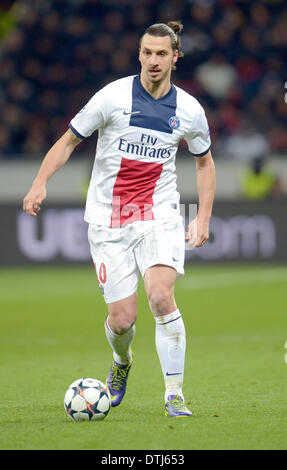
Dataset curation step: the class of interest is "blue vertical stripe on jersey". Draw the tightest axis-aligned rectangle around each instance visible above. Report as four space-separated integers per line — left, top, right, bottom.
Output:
129 75 177 134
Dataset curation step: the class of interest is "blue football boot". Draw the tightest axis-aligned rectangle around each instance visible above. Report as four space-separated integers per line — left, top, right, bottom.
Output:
165 394 193 418
106 358 132 407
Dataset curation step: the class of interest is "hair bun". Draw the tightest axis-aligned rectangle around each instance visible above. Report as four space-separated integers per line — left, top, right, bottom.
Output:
167 21 183 34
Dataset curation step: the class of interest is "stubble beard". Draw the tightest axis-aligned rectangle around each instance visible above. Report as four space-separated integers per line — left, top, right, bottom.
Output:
146 66 171 86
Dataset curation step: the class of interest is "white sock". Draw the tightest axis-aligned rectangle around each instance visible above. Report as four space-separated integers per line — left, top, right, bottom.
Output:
154 309 186 402
105 316 135 365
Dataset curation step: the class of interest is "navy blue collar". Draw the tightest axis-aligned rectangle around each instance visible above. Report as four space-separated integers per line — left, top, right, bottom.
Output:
130 75 177 134
135 75 176 103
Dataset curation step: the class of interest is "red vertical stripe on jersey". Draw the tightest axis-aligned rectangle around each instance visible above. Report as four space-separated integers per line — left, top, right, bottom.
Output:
110 157 163 227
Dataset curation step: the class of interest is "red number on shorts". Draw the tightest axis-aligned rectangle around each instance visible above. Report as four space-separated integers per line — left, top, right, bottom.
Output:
94 263 99 283
99 263 107 284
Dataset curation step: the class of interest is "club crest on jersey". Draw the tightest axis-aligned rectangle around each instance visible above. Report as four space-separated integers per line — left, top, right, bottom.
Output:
168 116 180 129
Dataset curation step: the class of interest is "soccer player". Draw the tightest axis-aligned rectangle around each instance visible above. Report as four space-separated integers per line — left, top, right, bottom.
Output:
23 21 215 417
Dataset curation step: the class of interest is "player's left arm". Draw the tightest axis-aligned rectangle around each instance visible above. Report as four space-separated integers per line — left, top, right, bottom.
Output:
187 150 216 248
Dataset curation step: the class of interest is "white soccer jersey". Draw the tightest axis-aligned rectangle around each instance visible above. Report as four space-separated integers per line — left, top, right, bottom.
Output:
69 75 211 227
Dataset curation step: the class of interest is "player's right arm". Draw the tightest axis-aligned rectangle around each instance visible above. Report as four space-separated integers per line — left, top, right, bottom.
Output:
23 128 82 216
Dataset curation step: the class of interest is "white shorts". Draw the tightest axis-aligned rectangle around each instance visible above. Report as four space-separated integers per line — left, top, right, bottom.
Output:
88 217 185 304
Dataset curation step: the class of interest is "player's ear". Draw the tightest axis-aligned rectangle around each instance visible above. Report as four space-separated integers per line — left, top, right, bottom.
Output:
173 49 179 65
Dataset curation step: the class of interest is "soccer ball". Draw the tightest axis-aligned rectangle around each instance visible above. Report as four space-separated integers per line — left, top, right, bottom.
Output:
64 377 111 421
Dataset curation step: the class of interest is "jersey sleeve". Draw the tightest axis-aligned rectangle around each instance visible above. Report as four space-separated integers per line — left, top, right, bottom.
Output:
184 106 211 157
69 88 109 139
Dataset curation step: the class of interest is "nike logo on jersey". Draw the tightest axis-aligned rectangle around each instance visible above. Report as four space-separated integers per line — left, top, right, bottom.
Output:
123 110 141 115
166 372 183 376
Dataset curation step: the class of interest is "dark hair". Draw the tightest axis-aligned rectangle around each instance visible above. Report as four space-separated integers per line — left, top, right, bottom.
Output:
139 21 184 69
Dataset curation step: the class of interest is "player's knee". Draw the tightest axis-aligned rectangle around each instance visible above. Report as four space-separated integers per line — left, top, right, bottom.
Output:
114 321 135 336
147 288 174 316
107 311 136 335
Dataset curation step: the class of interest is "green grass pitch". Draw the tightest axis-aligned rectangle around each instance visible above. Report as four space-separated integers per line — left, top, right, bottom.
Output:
0 263 287 450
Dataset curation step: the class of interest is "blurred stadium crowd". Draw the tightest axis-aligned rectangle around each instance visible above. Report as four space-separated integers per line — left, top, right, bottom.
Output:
0 0 286 159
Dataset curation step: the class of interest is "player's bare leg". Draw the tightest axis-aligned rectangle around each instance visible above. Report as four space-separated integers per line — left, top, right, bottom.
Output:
105 292 137 406
107 292 138 336
144 264 177 316
144 265 192 417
